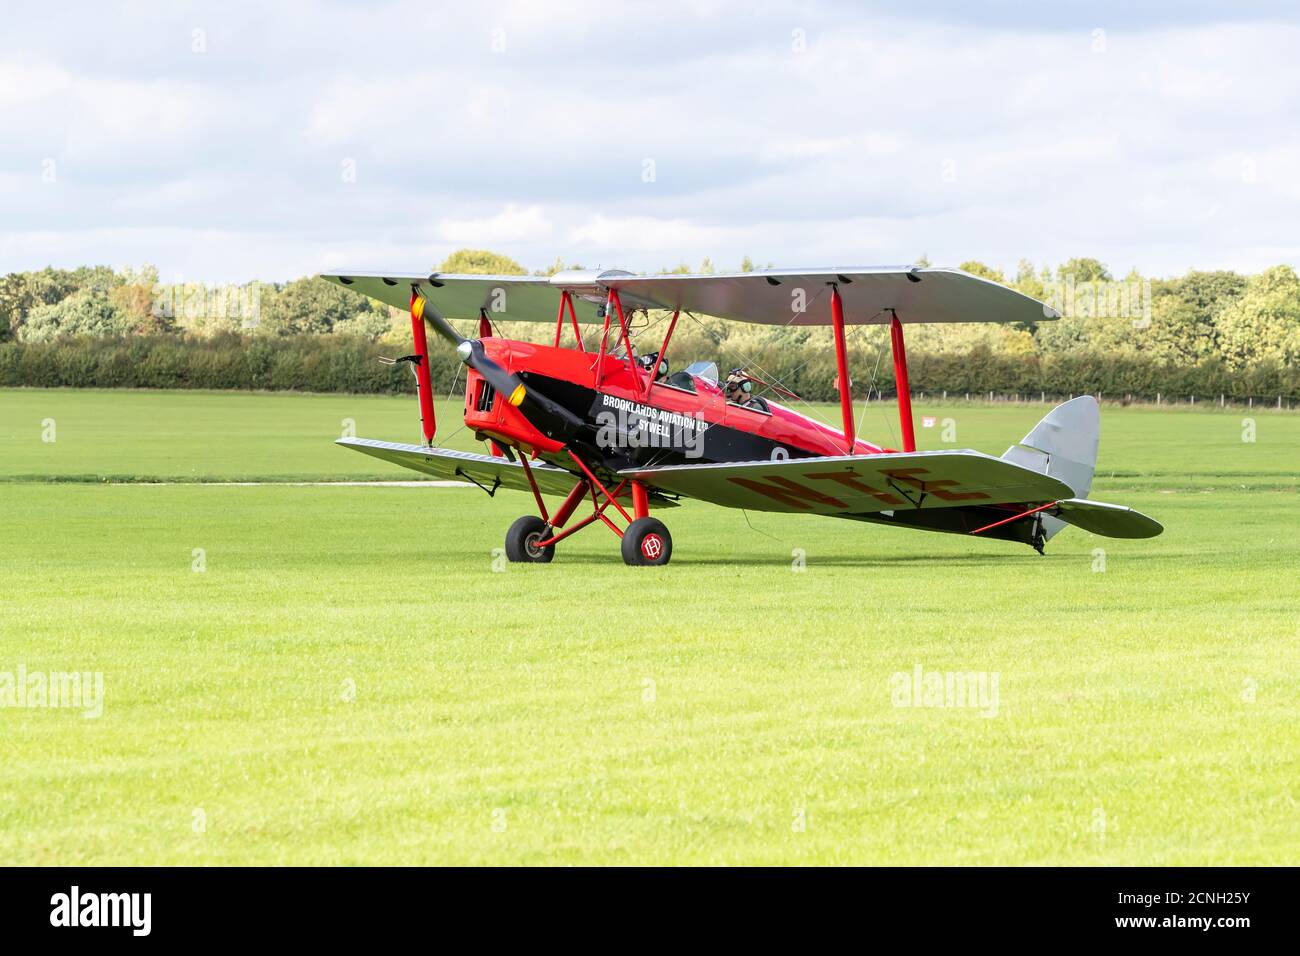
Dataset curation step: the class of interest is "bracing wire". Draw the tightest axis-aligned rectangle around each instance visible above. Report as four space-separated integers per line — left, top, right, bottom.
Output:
741 508 783 543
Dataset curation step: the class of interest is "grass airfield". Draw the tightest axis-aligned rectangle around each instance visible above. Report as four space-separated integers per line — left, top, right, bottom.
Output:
1 388 1297 864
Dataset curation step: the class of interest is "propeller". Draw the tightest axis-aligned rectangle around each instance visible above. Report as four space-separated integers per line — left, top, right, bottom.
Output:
412 295 526 407
412 292 584 439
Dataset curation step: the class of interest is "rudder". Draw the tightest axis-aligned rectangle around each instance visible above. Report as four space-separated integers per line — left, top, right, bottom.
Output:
1001 396 1100 542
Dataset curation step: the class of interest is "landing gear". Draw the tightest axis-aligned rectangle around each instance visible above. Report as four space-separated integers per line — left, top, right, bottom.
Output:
504 515 554 563
512 460 671 566
1030 515 1046 556
621 517 672 566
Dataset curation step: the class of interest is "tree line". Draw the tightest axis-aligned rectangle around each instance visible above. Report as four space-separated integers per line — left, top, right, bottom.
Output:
1 249 1297 401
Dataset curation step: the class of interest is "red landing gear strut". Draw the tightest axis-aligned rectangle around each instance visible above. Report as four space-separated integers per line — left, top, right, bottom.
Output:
504 452 672 566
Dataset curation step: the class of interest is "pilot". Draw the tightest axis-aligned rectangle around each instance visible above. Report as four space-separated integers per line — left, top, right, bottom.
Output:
637 351 669 382
724 369 768 411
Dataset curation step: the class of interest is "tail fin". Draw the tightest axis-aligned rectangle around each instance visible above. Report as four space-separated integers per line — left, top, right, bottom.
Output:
1001 396 1099 499
1001 396 1099 542
998 396 1163 542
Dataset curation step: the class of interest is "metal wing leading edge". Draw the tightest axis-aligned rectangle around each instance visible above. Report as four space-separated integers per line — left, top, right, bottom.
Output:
336 438 577 496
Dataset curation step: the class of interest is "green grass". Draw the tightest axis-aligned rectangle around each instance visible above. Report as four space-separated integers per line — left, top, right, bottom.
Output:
0 387 1297 864
3 387 1296 488
0 388 486 482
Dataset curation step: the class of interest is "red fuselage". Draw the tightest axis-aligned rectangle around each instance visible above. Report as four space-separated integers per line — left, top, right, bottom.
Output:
462 338 886 477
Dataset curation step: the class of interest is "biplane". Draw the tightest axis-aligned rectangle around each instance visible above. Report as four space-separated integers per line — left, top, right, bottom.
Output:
319 265 1162 565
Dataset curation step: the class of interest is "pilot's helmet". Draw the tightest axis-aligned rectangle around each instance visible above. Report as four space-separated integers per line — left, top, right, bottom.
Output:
725 369 753 394
638 351 668 378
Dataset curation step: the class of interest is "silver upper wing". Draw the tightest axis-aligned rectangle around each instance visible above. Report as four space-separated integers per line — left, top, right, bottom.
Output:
603 267 1058 325
318 271 605 324
319 266 1057 326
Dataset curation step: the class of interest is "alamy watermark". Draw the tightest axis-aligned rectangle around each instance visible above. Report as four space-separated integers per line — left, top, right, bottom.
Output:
890 664 999 718
50 886 150 936
1 665 104 718
1042 277 1151 327
152 282 262 328
595 395 709 458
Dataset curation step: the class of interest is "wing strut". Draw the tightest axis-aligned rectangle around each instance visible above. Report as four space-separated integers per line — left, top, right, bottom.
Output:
553 290 585 351
655 309 680 388
409 287 437 445
476 308 504 457
609 289 645 399
829 283 855 453
889 309 916 452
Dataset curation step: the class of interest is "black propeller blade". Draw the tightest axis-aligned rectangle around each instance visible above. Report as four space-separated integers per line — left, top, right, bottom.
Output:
412 294 467 349
458 339 527 408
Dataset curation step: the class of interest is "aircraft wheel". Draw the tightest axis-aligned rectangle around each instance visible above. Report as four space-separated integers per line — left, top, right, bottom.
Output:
621 517 672 566
505 516 555 563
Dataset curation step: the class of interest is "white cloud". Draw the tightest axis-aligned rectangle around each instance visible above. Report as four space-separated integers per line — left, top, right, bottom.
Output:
1 2 1298 282
569 215 734 254
434 205 552 244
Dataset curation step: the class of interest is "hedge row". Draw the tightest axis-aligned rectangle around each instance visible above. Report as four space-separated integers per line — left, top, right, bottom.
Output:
0 334 1295 401
759 345 1300 402
0 334 428 394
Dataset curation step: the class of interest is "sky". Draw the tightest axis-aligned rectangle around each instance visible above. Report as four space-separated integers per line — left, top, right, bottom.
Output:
2 0 1298 283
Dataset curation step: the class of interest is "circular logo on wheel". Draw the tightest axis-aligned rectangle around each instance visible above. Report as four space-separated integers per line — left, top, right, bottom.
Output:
640 534 663 560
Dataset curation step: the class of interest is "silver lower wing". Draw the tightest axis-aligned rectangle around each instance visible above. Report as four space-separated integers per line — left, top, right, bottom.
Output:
621 450 1075 515
336 438 678 507
336 438 578 496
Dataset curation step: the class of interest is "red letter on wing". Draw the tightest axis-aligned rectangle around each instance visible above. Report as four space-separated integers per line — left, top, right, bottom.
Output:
728 476 849 510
